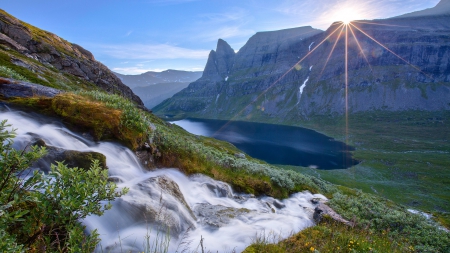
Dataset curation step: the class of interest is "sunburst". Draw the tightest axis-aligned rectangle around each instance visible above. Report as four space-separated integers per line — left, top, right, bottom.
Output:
219 5 429 152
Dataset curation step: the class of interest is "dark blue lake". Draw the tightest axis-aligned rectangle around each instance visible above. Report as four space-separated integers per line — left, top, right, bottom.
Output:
172 118 358 170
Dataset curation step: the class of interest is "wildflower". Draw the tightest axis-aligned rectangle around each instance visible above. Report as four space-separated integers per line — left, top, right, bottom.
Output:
310 246 315 251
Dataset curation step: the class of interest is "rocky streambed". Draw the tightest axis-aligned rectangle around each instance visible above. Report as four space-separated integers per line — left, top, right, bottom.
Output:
1 106 331 252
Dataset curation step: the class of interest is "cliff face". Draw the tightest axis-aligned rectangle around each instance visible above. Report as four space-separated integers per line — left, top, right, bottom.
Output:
154 5 450 121
0 9 143 105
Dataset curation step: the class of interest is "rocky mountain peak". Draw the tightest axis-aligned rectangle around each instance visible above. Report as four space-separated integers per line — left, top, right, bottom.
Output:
201 39 235 82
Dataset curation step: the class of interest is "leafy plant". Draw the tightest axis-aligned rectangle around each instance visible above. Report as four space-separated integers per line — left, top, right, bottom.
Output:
0 120 127 252
0 65 29 82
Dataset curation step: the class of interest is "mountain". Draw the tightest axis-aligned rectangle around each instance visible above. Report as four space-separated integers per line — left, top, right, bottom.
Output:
132 82 191 109
0 9 143 105
114 69 202 88
114 70 202 109
395 0 450 18
153 2 450 122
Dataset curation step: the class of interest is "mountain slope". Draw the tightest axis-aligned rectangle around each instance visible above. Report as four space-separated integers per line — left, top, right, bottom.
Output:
132 82 191 109
114 69 202 110
0 9 143 105
154 7 450 122
395 0 450 18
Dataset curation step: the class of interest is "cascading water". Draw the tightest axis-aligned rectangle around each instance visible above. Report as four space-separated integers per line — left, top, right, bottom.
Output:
0 106 326 252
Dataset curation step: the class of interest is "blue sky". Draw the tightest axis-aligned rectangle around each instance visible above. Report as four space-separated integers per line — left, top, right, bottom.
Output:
2 0 440 74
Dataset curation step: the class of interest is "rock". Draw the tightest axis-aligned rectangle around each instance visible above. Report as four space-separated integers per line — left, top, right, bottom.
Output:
0 33 28 52
61 150 107 170
120 175 196 236
313 203 354 226
194 203 251 228
203 182 233 198
107 176 123 184
28 139 107 171
311 197 327 205
190 174 234 198
0 77 61 98
234 152 246 159
0 10 143 106
265 198 286 209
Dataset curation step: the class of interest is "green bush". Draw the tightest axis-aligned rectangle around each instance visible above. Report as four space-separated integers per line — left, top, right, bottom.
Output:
0 65 29 82
0 120 127 252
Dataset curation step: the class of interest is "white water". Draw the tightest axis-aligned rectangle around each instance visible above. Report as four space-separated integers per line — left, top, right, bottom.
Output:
309 42 315 51
1 108 326 252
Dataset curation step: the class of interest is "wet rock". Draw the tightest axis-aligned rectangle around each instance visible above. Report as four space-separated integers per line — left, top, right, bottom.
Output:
120 175 196 237
0 77 61 98
61 150 107 170
203 182 233 198
313 203 353 226
311 197 327 205
265 198 286 209
194 203 252 228
30 142 107 171
107 176 123 184
234 152 246 159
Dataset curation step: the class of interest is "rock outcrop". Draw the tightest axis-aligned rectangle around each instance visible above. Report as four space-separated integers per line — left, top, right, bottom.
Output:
120 175 196 236
0 9 143 106
313 202 354 226
194 203 251 228
154 1 450 122
0 77 60 98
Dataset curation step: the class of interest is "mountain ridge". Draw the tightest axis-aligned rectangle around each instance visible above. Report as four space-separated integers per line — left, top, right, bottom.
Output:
154 6 450 122
0 9 143 105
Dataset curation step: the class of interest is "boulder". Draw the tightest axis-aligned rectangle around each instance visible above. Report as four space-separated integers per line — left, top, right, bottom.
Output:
313 202 354 226
0 77 61 98
120 175 196 237
28 138 107 171
194 203 251 228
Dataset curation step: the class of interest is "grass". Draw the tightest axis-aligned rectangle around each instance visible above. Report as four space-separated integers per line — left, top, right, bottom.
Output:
9 91 153 150
4 92 450 252
281 110 450 228
244 218 412 253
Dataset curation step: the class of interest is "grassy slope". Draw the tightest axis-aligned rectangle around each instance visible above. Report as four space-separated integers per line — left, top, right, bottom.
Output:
0 8 448 249
280 111 450 227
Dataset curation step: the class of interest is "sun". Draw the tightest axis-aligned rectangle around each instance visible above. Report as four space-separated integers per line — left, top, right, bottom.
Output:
333 7 360 24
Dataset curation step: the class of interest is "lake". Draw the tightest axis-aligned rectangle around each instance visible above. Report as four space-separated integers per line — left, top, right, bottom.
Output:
171 118 358 170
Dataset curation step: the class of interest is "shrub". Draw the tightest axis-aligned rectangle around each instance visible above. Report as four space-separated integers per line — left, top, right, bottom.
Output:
0 120 127 252
0 65 29 82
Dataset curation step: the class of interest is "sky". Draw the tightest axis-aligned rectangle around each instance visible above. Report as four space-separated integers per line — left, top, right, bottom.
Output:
1 0 440 75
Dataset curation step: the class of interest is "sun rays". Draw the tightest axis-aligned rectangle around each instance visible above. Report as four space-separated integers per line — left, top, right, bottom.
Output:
218 11 431 149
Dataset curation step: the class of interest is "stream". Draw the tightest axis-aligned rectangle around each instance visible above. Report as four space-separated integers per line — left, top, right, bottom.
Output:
0 106 326 252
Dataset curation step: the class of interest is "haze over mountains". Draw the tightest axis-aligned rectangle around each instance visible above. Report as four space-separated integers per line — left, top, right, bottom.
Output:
115 70 202 109
154 0 450 122
114 70 202 88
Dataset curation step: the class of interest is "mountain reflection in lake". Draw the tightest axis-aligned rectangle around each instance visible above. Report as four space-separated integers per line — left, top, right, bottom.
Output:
172 118 358 170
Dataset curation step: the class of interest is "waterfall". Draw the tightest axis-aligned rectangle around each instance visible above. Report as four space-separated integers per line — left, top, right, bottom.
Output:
0 107 326 252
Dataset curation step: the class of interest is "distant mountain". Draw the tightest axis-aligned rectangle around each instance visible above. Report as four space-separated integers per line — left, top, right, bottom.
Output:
114 70 202 110
132 82 191 109
394 0 450 18
114 70 202 88
154 5 450 122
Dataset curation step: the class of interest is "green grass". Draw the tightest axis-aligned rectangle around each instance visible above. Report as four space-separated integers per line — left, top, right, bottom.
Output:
244 219 412 253
282 110 450 228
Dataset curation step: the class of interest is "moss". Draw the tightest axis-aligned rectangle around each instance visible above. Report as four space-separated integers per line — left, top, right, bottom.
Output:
51 93 122 139
62 151 107 170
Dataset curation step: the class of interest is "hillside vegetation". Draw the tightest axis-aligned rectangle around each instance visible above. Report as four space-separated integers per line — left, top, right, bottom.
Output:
0 8 448 253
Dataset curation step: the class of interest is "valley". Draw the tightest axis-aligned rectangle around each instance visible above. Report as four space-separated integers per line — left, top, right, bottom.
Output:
0 1 449 252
